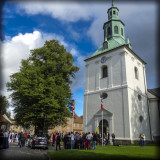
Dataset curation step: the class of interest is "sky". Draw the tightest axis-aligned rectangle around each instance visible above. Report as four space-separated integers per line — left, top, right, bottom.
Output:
1 0 158 118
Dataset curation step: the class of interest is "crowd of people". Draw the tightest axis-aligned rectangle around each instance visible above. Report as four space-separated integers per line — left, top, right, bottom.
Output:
0 130 30 149
51 131 112 150
0 129 146 150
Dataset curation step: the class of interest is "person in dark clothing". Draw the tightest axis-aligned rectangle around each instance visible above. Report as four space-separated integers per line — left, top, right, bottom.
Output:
79 134 83 149
75 132 80 149
107 132 110 145
66 133 71 149
18 132 22 147
111 133 115 146
93 133 97 150
20 132 25 148
56 133 61 150
63 133 68 149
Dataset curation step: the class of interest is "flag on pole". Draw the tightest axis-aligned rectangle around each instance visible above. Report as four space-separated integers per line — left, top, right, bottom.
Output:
73 98 75 111
101 96 103 110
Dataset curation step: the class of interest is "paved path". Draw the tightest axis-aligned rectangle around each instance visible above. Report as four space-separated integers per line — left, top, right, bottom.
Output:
0 143 55 160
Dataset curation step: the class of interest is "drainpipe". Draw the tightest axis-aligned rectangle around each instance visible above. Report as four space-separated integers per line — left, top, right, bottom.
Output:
143 66 152 142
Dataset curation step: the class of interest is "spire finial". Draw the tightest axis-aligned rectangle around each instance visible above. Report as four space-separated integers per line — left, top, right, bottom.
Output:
127 35 130 44
112 0 114 7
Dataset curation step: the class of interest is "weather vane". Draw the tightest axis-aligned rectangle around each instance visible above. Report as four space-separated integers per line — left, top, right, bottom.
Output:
112 0 114 7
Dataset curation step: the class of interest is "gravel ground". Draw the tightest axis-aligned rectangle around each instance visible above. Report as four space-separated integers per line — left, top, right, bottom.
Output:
0 142 56 160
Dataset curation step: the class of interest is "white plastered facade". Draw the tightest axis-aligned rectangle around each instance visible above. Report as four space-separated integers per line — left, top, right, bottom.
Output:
83 46 152 141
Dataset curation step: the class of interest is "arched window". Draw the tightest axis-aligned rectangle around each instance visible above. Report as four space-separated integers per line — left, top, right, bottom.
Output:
138 95 142 101
114 26 118 34
107 27 111 36
113 11 116 15
102 66 108 78
121 28 123 36
110 11 112 16
134 67 138 79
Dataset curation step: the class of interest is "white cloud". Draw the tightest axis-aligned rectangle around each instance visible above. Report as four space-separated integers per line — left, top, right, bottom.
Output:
17 2 157 47
17 2 96 22
16 1 107 47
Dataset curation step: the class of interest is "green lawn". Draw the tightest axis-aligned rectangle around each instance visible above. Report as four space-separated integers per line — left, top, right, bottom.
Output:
48 145 159 160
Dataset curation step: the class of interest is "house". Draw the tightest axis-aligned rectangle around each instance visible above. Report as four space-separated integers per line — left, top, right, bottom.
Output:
0 114 12 131
48 113 83 134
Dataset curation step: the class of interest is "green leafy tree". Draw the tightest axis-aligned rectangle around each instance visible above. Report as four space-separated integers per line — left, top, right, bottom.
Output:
0 95 11 119
7 40 79 134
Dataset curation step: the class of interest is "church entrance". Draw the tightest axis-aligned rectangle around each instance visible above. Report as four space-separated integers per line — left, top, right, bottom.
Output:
99 119 109 135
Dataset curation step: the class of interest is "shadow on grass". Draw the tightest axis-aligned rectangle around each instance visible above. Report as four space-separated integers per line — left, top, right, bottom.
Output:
48 149 159 160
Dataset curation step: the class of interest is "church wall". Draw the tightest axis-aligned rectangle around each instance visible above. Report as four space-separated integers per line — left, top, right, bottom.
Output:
124 48 146 94
83 86 131 140
123 48 151 141
85 47 128 93
107 87 130 140
88 63 96 92
112 52 122 87
83 46 152 142
128 88 151 141
83 47 131 140
83 94 87 132
149 99 160 140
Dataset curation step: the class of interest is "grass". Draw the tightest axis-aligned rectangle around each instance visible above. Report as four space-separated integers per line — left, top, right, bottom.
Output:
47 145 159 160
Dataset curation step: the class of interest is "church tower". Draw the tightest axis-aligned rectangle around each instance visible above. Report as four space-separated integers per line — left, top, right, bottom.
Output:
83 1 151 144
103 1 125 49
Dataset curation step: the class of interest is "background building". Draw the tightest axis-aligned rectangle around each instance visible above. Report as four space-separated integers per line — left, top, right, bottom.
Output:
0 114 12 132
48 113 83 134
10 121 35 135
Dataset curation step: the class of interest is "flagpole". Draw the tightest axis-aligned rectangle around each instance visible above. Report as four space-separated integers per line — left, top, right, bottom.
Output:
72 97 75 132
72 110 74 132
102 109 103 146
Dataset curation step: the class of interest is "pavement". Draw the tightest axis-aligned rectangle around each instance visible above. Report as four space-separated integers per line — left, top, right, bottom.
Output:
0 142 56 160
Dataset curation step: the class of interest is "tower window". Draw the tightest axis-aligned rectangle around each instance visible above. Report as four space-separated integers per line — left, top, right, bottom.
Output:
114 26 118 34
121 28 123 36
139 115 143 123
113 11 116 14
110 11 112 16
107 27 111 36
138 95 142 101
102 66 108 78
134 67 139 79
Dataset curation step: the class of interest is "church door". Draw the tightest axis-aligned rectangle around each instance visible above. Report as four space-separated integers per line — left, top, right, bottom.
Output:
99 119 109 135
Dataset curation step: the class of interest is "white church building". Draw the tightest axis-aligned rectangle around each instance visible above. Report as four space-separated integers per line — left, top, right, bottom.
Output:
83 2 160 144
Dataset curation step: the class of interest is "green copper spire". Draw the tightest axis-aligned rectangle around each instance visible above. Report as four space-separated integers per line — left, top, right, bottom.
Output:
104 1 125 45
89 1 130 59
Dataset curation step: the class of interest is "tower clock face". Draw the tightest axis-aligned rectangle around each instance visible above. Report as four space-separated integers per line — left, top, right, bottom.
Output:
101 56 107 64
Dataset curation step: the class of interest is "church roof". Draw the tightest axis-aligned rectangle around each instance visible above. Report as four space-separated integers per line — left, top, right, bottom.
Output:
85 44 146 65
148 88 160 99
90 38 124 58
0 114 12 124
